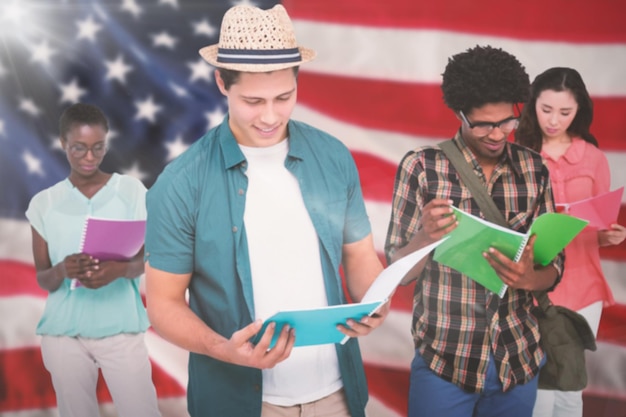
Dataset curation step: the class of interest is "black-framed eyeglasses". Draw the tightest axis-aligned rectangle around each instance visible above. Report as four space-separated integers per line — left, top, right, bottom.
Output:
68 143 108 158
459 111 519 136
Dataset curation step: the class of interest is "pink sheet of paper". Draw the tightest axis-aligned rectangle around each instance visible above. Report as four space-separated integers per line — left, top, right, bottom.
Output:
559 187 624 230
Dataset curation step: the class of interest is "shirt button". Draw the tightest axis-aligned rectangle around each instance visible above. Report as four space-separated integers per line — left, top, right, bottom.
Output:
232 226 238 233
238 189 244 195
253 384 261 392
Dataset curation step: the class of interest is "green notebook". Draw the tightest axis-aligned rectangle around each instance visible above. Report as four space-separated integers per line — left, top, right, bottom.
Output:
433 206 588 297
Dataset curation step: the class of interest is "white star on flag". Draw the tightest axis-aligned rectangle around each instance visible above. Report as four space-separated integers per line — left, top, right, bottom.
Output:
30 40 56 66
165 135 190 162
159 0 179 9
121 161 149 182
135 96 162 124
152 31 178 49
59 79 87 104
76 15 102 42
206 108 226 130
18 98 41 118
105 55 133 84
187 58 213 83
121 0 142 19
192 19 217 37
22 150 44 176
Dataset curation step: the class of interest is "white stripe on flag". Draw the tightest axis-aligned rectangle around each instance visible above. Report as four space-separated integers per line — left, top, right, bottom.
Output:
293 19 626 96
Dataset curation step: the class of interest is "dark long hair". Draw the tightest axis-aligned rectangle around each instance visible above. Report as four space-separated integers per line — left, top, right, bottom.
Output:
515 67 598 152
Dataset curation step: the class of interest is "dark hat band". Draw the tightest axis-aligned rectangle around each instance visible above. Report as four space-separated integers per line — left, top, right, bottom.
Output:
217 47 302 64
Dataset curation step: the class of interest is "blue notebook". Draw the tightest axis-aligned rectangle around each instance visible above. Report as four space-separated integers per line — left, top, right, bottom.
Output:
253 239 445 348
254 301 382 347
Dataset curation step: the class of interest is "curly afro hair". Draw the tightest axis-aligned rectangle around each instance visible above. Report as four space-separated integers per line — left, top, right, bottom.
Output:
441 45 529 113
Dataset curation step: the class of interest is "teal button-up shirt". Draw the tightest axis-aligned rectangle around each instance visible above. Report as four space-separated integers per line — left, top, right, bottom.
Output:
146 117 371 417
26 174 149 338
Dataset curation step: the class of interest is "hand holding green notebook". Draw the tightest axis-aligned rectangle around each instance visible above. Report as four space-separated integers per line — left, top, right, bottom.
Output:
433 206 588 297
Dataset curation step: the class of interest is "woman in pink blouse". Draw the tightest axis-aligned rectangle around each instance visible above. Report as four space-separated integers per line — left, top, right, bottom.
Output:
515 67 626 417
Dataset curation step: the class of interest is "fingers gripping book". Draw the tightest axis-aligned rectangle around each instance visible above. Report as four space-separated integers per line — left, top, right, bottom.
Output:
253 239 445 348
433 206 588 297
556 186 624 230
70 217 146 290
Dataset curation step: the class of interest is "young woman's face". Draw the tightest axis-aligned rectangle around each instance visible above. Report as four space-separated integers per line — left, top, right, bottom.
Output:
61 124 108 177
535 89 578 140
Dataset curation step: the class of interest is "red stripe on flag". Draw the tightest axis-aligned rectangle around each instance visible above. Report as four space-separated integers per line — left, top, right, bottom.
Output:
597 305 626 345
364 363 409 416
390 284 415 313
299 73 626 152
299 73 455 139
582 393 626 417
0 347 185 412
0 261 44 297
593 99 626 152
283 0 626 43
352 151 398 203
0 347 55 412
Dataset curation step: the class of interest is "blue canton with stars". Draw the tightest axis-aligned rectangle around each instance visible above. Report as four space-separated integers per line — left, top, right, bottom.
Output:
0 0 279 220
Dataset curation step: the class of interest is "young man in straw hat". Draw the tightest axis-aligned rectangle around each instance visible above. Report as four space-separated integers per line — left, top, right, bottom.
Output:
385 45 563 417
144 4 388 417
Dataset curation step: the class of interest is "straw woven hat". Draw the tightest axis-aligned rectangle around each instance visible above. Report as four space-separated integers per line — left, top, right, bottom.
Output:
199 4 316 72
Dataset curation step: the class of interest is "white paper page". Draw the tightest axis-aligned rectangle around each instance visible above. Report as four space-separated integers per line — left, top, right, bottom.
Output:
360 238 447 303
339 238 446 345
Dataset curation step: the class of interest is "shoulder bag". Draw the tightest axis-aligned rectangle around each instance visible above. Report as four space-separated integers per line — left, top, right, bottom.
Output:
439 139 597 391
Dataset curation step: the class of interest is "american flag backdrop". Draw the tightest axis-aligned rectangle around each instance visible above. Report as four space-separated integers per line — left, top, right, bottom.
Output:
1 0 625 416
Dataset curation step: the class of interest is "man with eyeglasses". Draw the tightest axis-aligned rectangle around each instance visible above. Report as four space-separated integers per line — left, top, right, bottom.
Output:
385 45 563 417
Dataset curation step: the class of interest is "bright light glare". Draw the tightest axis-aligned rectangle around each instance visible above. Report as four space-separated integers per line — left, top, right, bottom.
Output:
0 1 43 38
3 3 27 23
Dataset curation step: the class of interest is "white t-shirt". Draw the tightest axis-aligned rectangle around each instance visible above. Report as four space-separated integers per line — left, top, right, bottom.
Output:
241 139 343 405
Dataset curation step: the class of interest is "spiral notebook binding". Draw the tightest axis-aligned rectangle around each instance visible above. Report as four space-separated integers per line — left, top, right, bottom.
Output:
513 235 530 262
70 216 91 290
79 216 90 252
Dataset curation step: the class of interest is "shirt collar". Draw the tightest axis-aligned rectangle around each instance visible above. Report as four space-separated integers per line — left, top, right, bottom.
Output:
559 137 586 165
218 116 245 169
218 117 305 169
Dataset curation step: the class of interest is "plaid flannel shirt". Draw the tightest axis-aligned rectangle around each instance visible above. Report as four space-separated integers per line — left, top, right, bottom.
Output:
385 133 564 393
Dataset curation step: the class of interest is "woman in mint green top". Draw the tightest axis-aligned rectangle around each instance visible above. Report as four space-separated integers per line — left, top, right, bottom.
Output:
25 103 161 417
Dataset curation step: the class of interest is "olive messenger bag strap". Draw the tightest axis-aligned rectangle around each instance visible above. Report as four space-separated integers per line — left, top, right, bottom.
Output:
438 139 551 309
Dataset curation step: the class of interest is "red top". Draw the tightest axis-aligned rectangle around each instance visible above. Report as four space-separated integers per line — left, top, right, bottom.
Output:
542 137 614 310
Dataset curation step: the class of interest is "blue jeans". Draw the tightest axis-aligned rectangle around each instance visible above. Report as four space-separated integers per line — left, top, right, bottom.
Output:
408 349 540 417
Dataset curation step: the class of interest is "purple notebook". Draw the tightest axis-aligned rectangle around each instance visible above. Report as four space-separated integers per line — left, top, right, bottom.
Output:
71 217 146 290
79 217 146 261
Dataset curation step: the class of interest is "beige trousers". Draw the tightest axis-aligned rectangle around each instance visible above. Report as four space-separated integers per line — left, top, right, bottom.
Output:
41 333 161 417
261 389 352 417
